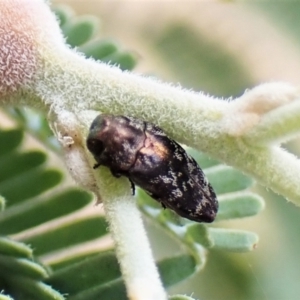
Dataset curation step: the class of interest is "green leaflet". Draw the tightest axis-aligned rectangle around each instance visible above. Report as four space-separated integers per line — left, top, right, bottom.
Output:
21 216 108 256
53 4 137 70
0 190 93 235
79 39 118 60
0 237 32 258
61 15 100 47
4 276 65 300
216 192 265 221
0 293 14 300
169 296 197 300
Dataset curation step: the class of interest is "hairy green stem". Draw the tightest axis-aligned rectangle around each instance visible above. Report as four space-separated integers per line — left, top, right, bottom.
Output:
9 46 300 206
95 169 167 300
244 100 300 145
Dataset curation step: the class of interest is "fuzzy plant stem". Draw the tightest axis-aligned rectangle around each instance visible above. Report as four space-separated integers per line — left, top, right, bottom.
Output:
93 169 167 300
244 100 300 145
2 1 300 209
60 111 168 300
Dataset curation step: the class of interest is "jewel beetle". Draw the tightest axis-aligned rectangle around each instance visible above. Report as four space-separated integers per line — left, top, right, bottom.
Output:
86 114 218 222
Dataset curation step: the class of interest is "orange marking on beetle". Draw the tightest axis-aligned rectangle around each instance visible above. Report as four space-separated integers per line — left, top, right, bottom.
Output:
142 139 169 159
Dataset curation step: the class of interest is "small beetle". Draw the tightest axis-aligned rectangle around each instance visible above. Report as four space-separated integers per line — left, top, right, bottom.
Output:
86 114 218 223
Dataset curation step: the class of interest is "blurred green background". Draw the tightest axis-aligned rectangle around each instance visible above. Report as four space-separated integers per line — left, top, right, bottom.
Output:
10 1 300 299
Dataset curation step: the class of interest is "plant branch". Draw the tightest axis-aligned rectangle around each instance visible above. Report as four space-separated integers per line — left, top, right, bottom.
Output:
2 0 300 207
64 111 167 300
244 100 300 145
92 168 167 300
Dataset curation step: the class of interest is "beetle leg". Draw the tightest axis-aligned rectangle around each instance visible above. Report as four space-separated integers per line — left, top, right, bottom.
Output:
93 163 101 169
129 179 135 195
111 169 122 178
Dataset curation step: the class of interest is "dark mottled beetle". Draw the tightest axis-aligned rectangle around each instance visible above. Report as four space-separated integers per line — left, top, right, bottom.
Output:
86 114 218 223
